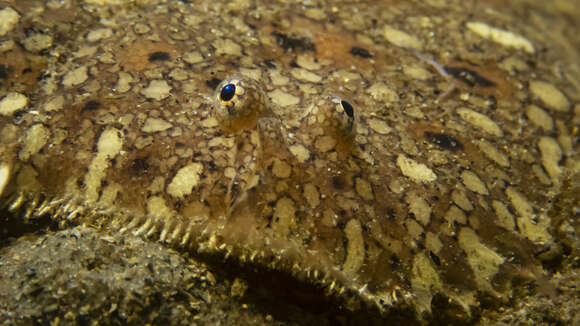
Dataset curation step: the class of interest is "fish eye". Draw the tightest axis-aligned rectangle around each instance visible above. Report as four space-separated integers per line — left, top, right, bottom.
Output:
340 100 354 118
220 83 236 102
214 77 265 133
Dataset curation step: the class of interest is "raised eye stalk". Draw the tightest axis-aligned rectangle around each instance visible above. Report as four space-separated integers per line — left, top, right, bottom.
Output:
214 77 266 133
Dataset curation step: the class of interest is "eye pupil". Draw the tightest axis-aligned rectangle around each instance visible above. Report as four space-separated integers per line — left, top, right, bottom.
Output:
220 84 236 101
340 100 354 118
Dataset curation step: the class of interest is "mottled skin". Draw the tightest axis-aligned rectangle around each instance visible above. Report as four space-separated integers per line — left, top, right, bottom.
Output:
0 0 578 318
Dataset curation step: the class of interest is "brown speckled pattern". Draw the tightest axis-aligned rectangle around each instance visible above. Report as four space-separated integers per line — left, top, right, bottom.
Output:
0 0 578 318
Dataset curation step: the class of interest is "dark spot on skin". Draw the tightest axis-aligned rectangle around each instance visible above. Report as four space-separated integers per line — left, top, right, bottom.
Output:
131 158 149 175
430 251 441 266
148 51 171 62
390 254 400 270
444 66 496 87
263 59 276 69
349 47 373 59
424 131 464 151
206 78 221 89
0 65 9 80
271 32 316 52
487 95 497 110
332 176 345 190
340 100 354 118
208 161 217 171
82 100 101 113
22 67 32 74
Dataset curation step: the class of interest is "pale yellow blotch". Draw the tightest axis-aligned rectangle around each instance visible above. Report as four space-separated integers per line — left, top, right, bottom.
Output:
140 80 171 100
303 183 320 208
529 81 570 112
406 192 432 226
0 7 20 36
458 227 505 291
383 25 423 50
355 178 374 201
367 118 392 134
457 107 503 137
84 128 123 203
0 162 10 197
0 92 27 116
315 135 337 153
396 154 437 183
506 187 552 244
461 170 489 195
289 144 310 163
492 200 515 230
62 66 88 88
99 182 122 207
213 38 242 56
405 219 424 240
166 163 204 199
411 253 442 313
425 232 443 253
44 95 65 112
19 124 50 161
537 137 563 182
272 159 291 178
525 105 553 131
142 117 173 133
290 68 322 83
466 22 534 53
147 195 176 219
451 189 474 211
296 54 321 70
86 28 113 42
343 219 365 275
367 83 399 103
268 89 300 107
273 197 296 237
476 140 510 167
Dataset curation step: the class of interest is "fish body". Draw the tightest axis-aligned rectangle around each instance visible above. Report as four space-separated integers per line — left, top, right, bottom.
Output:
0 0 578 319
